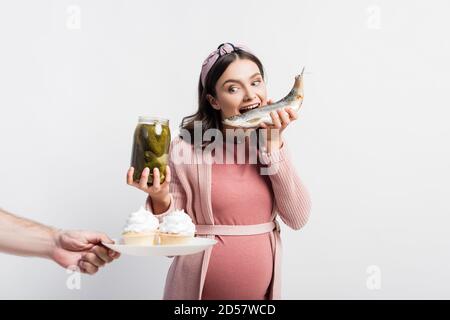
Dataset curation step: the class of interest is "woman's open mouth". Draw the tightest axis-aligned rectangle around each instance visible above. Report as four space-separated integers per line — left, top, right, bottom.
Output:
239 102 260 114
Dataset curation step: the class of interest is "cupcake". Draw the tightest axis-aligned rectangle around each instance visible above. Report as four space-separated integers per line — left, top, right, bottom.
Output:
157 209 196 245
122 206 159 245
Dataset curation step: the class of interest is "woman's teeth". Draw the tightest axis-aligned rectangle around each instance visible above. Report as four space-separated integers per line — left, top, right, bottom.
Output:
240 103 260 113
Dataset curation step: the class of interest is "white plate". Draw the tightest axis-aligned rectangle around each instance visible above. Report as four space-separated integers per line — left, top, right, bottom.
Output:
102 237 217 257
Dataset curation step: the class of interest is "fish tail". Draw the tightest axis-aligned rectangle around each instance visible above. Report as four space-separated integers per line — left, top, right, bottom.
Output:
296 66 305 80
293 67 305 91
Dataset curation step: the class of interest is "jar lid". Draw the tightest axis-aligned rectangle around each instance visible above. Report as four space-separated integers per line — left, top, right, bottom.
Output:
138 116 169 124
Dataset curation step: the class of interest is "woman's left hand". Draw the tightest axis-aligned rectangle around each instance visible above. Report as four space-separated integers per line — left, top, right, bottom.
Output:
259 99 299 152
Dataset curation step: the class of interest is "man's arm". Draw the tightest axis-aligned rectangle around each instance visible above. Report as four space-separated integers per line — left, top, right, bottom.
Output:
0 208 57 258
0 208 120 274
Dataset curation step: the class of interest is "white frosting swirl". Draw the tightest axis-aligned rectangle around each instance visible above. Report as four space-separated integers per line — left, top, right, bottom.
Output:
159 209 196 235
123 206 159 233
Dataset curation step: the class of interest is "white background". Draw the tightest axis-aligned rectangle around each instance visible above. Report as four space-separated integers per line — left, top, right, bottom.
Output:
1 0 449 299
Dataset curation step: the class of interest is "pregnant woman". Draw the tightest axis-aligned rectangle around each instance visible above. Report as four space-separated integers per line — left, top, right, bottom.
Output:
127 43 312 300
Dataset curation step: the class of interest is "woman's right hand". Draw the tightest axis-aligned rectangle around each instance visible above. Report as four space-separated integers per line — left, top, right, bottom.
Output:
126 166 171 202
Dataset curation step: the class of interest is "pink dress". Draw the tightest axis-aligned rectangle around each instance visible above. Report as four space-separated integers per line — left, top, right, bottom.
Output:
146 136 312 299
201 142 275 300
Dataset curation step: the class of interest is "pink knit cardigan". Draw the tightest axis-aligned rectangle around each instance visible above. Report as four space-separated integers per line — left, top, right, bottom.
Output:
146 136 312 300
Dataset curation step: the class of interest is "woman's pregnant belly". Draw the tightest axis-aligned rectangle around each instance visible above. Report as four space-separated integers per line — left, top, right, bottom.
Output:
201 233 274 300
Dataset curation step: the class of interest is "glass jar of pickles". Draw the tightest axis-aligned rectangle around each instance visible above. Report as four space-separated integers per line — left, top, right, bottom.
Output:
131 117 171 185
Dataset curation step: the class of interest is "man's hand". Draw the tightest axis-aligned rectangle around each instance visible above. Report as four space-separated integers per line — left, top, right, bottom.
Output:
0 208 120 274
51 230 120 275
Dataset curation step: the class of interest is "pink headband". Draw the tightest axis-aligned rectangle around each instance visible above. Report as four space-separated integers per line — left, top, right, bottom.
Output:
200 43 254 87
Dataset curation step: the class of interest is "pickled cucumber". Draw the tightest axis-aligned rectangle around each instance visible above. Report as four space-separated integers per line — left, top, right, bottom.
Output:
131 121 170 185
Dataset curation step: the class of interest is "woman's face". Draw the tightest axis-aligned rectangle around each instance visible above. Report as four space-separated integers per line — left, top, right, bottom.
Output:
208 58 267 122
